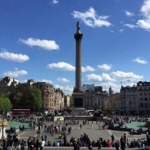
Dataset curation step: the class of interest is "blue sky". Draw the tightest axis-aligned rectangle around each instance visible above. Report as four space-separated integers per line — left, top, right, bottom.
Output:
0 0 150 94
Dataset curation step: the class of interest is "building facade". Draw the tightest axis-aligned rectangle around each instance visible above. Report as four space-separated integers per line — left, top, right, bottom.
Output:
64 95 71 109
54 88 64 110
34 82 55 111
120 81 150 115
82 84 108 110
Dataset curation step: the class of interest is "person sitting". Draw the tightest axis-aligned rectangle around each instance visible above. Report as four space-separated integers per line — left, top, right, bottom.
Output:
107 140 111 147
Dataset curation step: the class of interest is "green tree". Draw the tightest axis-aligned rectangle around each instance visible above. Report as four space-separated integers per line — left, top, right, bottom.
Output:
20 86 42 111
0 96 12 112
9 92 23 108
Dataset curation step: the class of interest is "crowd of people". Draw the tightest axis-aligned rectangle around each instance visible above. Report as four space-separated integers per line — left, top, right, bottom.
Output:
1 115 150 150
1 131 148 150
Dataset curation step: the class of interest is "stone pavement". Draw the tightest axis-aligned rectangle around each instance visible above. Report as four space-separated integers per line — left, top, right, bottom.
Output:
42 121 146 143
0 121 147 149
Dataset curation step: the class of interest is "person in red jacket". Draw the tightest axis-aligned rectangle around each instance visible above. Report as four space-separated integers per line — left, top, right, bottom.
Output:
107 140 111 147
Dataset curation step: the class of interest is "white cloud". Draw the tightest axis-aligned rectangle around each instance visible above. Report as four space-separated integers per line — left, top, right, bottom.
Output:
86 73 102 82
3 69 28 78
137 0 150 31
37 79 53 84
0 51 29 62
102 73 115 82
47 62 75 71
119 29 124 33
124 24 137 29
52 0 59 4
57 77 70 83
86 73 115 82
101 82 121 93
82 66 95 72
125 11 134 17
47 62 95 72
72 7 111 28
20 38 59 51
54 84 73 94
111 71 143 81
133 57 148 64
98 64 112 71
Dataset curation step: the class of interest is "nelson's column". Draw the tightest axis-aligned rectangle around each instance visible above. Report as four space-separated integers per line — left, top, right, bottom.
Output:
72 21 85 115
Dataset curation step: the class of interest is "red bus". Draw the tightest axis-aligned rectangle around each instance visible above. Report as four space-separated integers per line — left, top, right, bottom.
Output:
12 109 31 117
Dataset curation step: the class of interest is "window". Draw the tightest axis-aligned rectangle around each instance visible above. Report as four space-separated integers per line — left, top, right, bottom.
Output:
140 93 143 96
145 98 148 101
140 103 143 107
140 98 143 101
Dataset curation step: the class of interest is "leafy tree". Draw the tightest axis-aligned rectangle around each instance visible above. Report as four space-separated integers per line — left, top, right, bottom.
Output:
0 91 11 99
9 92 23 108
0 96 12 112
20 86 42 111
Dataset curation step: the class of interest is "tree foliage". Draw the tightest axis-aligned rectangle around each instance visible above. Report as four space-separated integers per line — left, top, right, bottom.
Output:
20 86 42 111
0 96 12 112
8 86 43 112
9 92 23 108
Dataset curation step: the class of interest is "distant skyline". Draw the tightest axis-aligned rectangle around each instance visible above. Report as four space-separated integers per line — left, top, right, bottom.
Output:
0 0 150 94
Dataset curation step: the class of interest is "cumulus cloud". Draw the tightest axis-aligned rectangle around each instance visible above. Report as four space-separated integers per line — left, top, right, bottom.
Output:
0 51 29 62
82 66 95 72
47 62 95 72
125 10 134 17
86 73 115 82
57 77 70 83
3 69 28 78
54 84 73 94
98 64 112 71
86 74 102 82
72 7 111 28
111 71 143 81
133 57 148 64
102 73 116 82
137 0 150 31
124 24 137 29
19 38 59 51
101 82 121 93
47 62 75 71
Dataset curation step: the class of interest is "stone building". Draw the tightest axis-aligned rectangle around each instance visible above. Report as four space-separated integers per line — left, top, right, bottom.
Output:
82 84 108 110
34 82 55 111
64 95 71 109
120 85 137 115
137 81 150 114
104 92 120 115
120 81 150 115
54 88 64 110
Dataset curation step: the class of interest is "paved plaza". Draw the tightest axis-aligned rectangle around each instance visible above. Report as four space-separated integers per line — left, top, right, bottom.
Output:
15 121 146 149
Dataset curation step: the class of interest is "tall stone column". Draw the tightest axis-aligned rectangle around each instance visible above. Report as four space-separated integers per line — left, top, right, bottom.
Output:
72 21 85 113
74 21 83 92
